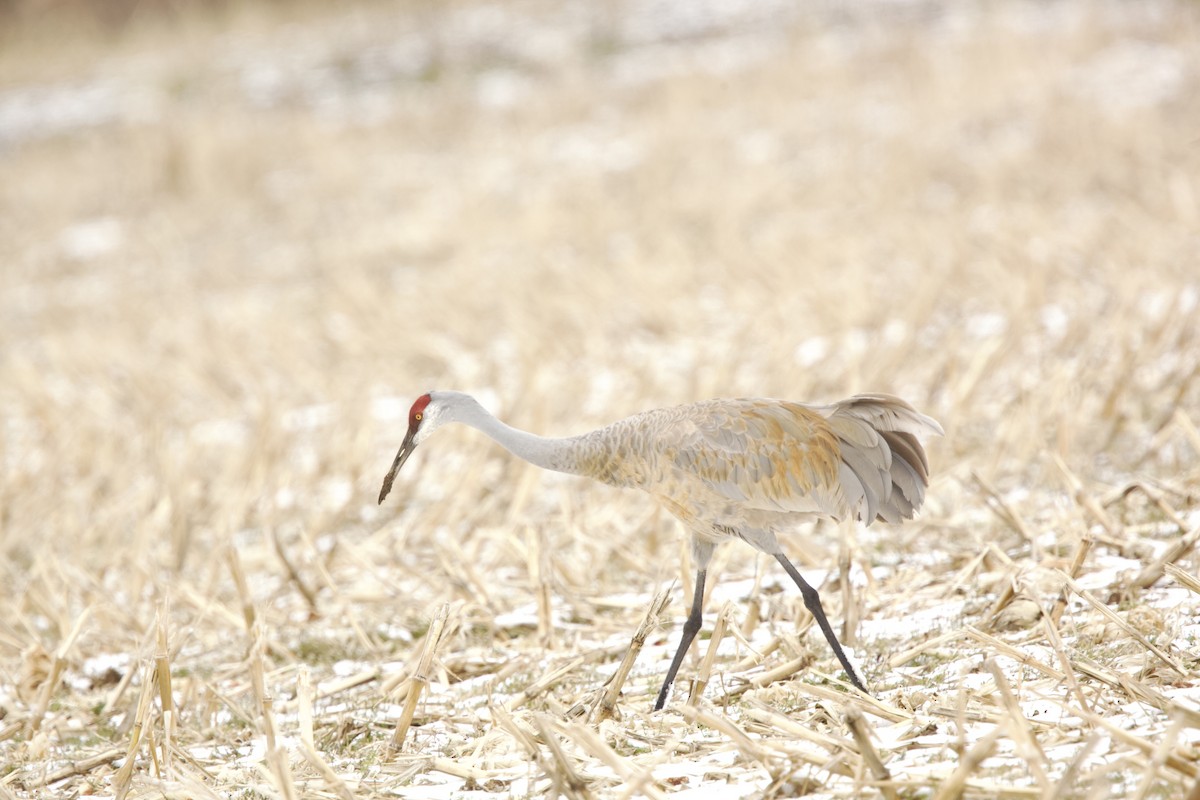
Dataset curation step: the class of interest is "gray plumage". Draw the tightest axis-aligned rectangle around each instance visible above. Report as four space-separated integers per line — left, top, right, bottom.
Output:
379 390 943 708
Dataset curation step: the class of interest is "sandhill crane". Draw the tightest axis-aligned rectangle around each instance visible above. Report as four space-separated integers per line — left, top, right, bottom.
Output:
378 391 942 709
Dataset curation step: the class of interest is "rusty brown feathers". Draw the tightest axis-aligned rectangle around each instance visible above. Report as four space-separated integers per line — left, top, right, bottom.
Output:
564 394 942 548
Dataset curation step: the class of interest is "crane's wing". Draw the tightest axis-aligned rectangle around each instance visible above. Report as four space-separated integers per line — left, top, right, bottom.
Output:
662 399 845 517
663 396 941 524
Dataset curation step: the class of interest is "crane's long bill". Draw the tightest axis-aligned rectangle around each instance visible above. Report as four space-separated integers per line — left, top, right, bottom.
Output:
378 430 417 505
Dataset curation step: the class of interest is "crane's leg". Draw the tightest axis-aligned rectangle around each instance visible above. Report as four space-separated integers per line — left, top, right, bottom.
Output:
774 552 869 694
655 538 715 711
654 569 705 710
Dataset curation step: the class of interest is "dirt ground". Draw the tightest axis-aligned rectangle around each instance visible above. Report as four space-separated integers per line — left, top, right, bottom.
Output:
1 1 1199 797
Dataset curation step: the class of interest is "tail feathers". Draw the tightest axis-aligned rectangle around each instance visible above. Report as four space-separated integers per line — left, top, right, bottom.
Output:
832 393 944 442
822 394 942 524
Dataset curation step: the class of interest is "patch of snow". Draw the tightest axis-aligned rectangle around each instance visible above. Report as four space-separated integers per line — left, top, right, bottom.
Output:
965 311 1008 340
372 395 409 422
191 417 250 447
494 601 565 629
794 336 831 368
332 659 369 677
860 599 964 641
0 81 131 145
1069 40 1186 113
475 69 534 110
58 217 125 261
1039 304 1069 341
282 403 336 431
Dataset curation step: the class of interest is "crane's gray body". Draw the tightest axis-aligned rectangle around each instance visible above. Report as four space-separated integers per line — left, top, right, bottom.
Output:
416 391 940 559
384 388 942 706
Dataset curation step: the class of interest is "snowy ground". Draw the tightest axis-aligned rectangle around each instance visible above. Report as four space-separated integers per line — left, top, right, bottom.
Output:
1 0 1199 797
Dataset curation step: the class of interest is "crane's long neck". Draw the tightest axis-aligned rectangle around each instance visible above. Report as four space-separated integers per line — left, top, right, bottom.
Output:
448 395 586 476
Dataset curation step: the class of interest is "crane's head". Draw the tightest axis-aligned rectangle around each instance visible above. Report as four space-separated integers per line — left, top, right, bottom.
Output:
377 392 436 505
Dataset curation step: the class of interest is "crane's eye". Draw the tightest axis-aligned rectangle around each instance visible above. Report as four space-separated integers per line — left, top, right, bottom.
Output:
415 413 422 421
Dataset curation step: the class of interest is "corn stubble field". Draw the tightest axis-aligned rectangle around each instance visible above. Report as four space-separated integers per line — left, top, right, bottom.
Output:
2 0 1200 797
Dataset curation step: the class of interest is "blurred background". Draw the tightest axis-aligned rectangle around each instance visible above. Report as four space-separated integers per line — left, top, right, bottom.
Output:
1 0 1198 795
